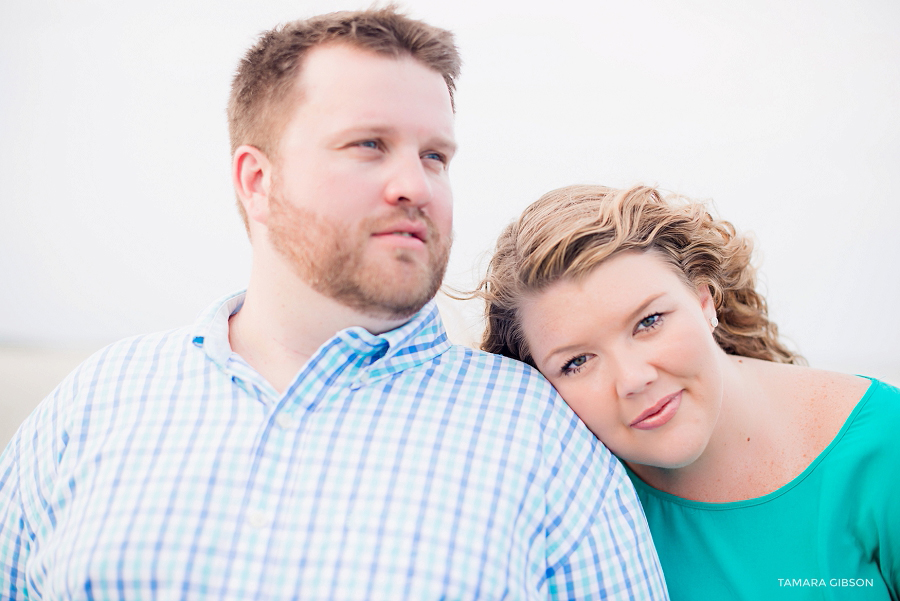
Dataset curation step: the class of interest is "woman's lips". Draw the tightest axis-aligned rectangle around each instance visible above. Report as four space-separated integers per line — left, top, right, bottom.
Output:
630 391 682 430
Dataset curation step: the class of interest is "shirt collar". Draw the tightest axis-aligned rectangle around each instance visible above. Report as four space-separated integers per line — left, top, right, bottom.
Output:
340 300 451 388
191 290 244 369
191 291 451 384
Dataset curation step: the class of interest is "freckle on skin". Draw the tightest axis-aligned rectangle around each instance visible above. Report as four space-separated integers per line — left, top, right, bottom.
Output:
747 437 750 442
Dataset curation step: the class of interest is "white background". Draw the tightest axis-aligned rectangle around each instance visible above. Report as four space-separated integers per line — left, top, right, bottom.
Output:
2 0 898 431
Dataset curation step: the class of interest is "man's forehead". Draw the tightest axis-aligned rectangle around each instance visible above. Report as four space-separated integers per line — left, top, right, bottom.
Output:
294 43 451 106
282 43 455 142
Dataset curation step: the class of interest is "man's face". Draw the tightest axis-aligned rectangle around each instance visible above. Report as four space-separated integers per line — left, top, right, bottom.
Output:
267 44 456 321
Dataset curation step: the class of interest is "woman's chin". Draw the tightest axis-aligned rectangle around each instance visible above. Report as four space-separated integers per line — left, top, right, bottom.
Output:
618 441 708 473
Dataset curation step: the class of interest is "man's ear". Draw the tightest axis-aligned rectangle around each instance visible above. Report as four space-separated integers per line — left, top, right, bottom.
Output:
233 144 273 225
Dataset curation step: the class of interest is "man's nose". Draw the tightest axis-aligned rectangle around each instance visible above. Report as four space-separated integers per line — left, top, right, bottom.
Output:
383 153 433 207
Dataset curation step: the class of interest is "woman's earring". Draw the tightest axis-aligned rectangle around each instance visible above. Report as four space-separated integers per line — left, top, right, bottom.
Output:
710 315 719 329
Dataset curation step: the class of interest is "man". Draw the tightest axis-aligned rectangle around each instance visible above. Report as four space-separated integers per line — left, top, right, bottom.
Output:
0 8 668 600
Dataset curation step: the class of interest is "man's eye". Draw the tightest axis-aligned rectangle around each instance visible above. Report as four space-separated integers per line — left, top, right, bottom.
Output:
358 140 379 149
422 151 446 163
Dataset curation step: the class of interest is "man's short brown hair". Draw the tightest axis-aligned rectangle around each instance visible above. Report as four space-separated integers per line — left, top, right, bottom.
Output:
228 5 461 163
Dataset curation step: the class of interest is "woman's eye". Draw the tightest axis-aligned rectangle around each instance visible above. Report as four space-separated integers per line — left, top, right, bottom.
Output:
422 151 446 163
561 354 589 375
358 140 378 149
636 313 662 331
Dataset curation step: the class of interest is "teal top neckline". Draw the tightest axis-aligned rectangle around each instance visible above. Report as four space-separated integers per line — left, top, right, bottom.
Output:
624 376 876 510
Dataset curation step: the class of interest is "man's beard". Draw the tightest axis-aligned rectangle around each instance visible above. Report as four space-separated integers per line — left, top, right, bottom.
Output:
267 191 450 321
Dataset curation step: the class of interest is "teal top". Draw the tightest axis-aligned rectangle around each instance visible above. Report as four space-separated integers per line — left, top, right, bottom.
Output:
627 378 900 600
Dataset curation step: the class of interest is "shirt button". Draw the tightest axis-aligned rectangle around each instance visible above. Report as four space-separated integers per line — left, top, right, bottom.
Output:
275 413 297 430
247 509 271 529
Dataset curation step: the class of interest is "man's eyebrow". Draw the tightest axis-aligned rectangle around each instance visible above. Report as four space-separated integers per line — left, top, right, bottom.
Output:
428 136 457 157
337 125 397 137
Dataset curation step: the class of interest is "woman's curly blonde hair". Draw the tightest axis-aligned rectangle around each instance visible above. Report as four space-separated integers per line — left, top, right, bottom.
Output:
479 184 802 366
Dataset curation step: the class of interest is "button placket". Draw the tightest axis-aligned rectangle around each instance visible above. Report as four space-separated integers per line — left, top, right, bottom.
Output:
246 508 272 529
275 412 298 430
241 400 301 538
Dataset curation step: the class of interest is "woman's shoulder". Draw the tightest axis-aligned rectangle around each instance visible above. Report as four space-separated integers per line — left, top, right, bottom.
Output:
758 361 864 415
783 367 896 421
832 376 900 443
766 362 869 402
770 365 898 459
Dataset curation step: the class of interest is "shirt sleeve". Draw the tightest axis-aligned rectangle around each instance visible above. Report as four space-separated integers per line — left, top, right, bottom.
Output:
871 381 900 596
879 502 899 601
540 394 669 600
0 426 33 599
0 367 82 601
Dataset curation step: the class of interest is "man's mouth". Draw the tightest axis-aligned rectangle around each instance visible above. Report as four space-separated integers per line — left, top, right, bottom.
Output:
373 221 429 243
387 231 422 240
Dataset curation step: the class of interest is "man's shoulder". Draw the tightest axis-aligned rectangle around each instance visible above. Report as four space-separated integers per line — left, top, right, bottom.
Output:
58 325 201 395
85 326 199 367
7 326 204 463
441 343 531 366
419 343 568 412
439 343 549 383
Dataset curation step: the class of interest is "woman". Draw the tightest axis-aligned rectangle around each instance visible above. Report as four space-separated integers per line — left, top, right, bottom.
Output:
479 184 899 600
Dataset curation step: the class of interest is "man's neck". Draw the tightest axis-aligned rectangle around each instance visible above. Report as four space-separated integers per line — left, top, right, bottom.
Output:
228 264 409 394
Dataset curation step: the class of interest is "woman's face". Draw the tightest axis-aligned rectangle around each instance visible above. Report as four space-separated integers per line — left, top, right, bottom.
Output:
519 250 725 470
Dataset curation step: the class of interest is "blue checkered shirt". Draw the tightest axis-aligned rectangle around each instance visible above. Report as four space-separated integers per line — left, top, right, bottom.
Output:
0 292 668 600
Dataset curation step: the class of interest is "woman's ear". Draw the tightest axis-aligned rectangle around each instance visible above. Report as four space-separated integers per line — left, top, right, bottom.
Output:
232 144 273 225
695 282 717 326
